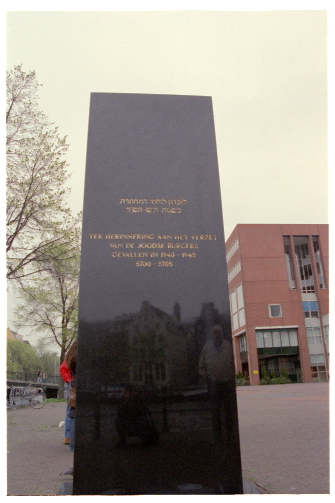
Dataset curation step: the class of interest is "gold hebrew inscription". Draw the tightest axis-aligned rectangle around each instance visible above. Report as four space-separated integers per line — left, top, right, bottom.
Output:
119 198 188 214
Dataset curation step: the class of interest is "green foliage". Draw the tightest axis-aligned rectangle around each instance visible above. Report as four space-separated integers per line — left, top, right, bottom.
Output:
6 64 73 281
235 372 250 386
14 222 81 360
6 339 61 376
7 339 40 373
280 368 288 379
260 366 292 384
36 348 59 376
260 375 292 385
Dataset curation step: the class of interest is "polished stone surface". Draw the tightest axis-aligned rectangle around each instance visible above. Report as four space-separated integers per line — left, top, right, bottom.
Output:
74 93 243 494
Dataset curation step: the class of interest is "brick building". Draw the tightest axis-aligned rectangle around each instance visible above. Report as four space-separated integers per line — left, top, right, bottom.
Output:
225 224 329 385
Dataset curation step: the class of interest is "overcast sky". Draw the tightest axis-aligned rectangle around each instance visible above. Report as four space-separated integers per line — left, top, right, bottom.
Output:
6 5 329 346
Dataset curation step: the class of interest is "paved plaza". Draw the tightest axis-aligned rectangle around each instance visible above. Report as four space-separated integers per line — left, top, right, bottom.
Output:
6 382 329 496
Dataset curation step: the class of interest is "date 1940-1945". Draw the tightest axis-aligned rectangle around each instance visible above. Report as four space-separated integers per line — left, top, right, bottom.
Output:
136 261 173 267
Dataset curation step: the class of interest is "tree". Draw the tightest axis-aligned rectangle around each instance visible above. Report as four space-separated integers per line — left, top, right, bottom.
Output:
6 65 73 281
13 219 81 396
6 339 40 374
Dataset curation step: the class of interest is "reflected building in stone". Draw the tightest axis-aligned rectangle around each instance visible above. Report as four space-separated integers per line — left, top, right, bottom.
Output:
79 300 232 393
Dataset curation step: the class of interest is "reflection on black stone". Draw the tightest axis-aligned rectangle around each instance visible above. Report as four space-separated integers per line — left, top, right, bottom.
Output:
78 300 231 391
74 300 242 494
115 384 159 447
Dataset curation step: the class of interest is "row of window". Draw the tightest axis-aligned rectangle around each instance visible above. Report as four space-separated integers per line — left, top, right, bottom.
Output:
256 329 298 349
231 288 320 328
283 235 326 292
230 284 245 331
309 354 325 364
226 238 239 262
131 363 167 383
228 235 326 294
228 261 241 283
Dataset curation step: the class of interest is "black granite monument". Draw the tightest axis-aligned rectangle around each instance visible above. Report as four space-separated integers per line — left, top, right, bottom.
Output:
74 93 243 494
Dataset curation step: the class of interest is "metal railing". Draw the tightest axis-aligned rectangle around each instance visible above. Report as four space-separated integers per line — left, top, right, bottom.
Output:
6 371 60 385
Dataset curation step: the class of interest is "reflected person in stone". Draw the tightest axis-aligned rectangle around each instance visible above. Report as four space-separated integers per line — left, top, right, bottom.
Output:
115 384 159 448
199 325 235 445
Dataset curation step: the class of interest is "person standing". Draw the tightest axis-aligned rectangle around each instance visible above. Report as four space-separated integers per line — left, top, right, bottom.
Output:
64 340 77 453
59 360 73 445
198 325 235 445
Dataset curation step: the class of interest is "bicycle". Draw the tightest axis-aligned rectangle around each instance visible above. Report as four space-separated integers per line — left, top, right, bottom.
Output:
6 384 47 409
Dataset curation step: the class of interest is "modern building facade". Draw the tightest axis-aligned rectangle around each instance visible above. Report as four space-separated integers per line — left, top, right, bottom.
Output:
226 224 329 385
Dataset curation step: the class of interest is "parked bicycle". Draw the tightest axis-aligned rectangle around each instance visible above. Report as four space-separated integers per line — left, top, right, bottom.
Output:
6 384 47 409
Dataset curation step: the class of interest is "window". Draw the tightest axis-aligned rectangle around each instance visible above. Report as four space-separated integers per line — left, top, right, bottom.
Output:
302 301 319 318
322 316 329 352
313 236 326 288
289 330 298 346
256 328 299 353
228 261 241 283
226 238 239 262
231 290 237 313
237 284 244 308
306 327 322 345
310 365 328 381
283 236 296 288
132 364 144 382
272 331 281 346
238 307 246 327
264 332 272 348
269 304 282 317
154 363 166 382
232 313 239 332
256 331 264 348
230 285 245 331
239 334 247 353
310 354 325 364
281 331 289 346
294 236 315 292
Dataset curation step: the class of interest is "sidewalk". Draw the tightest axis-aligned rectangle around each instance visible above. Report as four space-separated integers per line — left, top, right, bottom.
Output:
6 382 329 495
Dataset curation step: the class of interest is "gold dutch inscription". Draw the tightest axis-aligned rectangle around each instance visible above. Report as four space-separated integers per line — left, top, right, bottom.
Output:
138 243 165 249
109 243 124 248
92 225 217 268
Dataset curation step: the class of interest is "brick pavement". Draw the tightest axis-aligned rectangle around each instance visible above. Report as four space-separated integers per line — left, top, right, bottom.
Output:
6 400 74 496
236 382 329 494
6 382 329 495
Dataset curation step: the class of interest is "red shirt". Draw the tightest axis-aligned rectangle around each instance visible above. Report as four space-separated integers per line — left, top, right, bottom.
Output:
59 361 73 382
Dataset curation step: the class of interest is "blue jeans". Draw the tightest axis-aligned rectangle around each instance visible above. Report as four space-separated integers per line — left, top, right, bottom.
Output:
69 413 75 452
64 382 71 438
